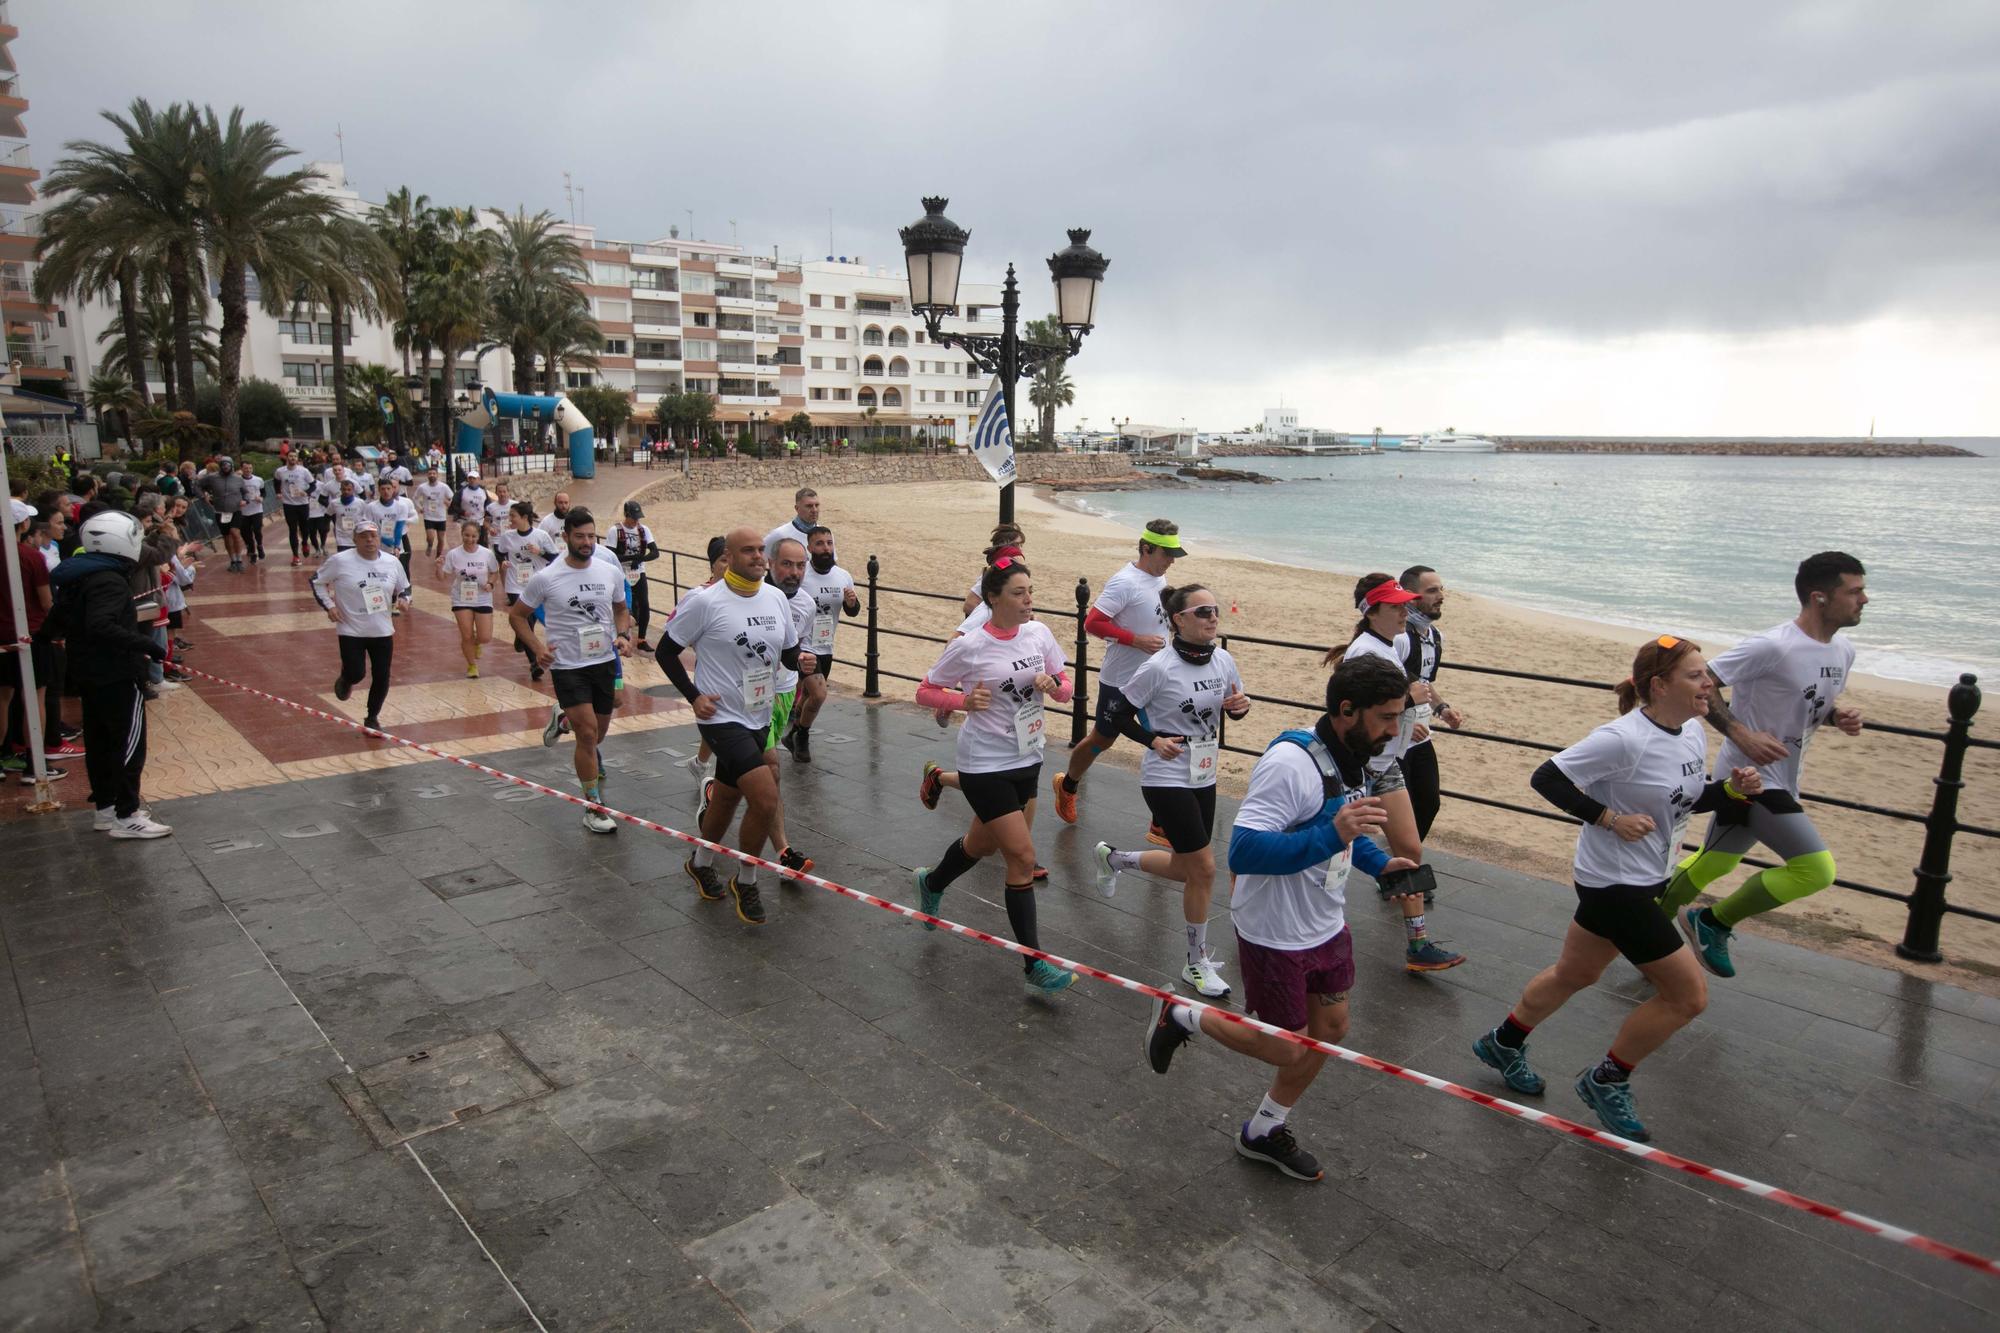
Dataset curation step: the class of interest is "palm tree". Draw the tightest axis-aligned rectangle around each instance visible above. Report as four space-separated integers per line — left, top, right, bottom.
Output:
369 186 435 376
282 214 399 447
189 105 338 451
39 99 205 411
862 403 879 451
340 362 414 447
1027 364 1075 453
538 302 602 397
132 408 221 464
98 292 217 406
485 207 589 394
87 371 141 448
410 207 495 444
33 190 152 404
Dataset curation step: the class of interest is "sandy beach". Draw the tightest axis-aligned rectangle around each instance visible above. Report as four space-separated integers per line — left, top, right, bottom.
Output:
628 474 2000 987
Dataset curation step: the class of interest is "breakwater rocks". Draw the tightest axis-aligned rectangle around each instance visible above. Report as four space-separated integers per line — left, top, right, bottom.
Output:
1496 439 1976 458
1178 465 1276 483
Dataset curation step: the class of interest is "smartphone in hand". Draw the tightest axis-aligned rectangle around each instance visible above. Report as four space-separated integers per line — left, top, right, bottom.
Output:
1376 864 1437 900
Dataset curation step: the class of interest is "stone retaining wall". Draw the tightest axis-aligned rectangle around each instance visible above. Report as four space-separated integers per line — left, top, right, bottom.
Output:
624 453 1135 507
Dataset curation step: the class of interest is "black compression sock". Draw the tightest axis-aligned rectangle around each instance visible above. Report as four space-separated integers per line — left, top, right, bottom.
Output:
1496 1014 1533 1049
1060 775 1079 793
1004 883 1039 970
929 837 979 893
1697 906 1728 933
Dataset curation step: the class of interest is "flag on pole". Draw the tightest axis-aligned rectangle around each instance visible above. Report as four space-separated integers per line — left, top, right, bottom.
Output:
969 376 1016 486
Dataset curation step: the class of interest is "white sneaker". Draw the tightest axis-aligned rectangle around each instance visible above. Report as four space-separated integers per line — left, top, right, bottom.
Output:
1092 842 1121 899
93 806 116 831
1182 953 1231 998
108 813 173 840
582 807 617 835
154 681 185 692
680 752 707 781
542 704 565 748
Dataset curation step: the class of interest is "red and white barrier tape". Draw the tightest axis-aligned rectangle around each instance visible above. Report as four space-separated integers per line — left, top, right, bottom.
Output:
179 666 2000 1279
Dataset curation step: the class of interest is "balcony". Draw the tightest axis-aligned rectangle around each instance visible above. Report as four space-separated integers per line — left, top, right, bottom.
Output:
633 322 680 339
634 357 682 372
855 301 909 317
0 74 24 140
717 392 781 406
0 142 36 207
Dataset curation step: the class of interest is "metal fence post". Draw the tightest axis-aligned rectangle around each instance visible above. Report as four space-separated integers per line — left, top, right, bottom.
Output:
863 555 882 699
669 550 680 600
1218 632 1229 751
1898 672 1981 962
1071 576 1091 745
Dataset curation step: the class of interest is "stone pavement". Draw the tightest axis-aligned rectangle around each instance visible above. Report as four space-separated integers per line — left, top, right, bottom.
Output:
3 693 1999 1331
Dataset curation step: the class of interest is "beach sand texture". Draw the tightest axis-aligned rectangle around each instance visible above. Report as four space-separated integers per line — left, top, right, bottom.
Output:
632 476 1999 985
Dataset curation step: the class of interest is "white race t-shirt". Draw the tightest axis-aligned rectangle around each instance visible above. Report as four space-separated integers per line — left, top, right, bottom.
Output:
801 563 856 658
239 475 265 516
365 496 415 549
763 518 815 568
1710 621 1855 796
1553 709 1710 888
415 481 453 523
666 581 799 730
538 511 567 538
312 549 410 638
495 525 562 595
1341 630 1420 774
485 496 513 529
276 465 314 507
518 558 625 670
774 585 817 694
442 544 500 608
1119 644 1243 789
329 496 365 548
1094 562 1168 689
1230 743 1375 951
459 486 489 524
923 621 1069 774
956 602 992 636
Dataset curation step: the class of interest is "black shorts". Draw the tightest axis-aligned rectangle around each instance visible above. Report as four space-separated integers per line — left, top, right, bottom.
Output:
424 519 446 533
167 610 185 630
1141 784 1218 855
215 512 235 531
959 762 1043 824
1091 683 1132 740
551 660 617 715
450 604 494 616
809 653 835 680
1573 881 1683 966
699 721 769 788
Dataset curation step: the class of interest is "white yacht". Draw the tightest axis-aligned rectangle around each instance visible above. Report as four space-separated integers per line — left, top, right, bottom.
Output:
1399 431 1498 453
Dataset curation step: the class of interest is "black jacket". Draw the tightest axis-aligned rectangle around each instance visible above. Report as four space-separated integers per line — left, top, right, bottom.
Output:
50 553 161 688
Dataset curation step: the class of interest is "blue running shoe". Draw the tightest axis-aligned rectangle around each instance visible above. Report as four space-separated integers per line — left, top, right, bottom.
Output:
1472 1031 1546 1095
1025 959 1077 993
915 867 942 931
1574 1069 1650 1142
1679 906 1736 979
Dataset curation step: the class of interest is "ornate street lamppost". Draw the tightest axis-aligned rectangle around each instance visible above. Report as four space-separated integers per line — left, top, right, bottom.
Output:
900 197 1107 524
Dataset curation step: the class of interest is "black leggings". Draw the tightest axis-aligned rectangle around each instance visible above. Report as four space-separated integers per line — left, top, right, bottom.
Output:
628 576 651 641
308 514 330 553
240 512 265 559
337 635 394 719
283 504 310 557
1402 739 1441 840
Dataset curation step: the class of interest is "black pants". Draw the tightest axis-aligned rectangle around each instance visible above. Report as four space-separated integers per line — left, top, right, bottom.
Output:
628 575 651 640
239 512 265 559
1403 739 1441 841
308 514 330 552
337 635 394 720
81 679 147 817
283 504 310 557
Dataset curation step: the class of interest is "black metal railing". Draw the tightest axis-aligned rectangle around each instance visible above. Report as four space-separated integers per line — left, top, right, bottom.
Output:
644 550 1990 955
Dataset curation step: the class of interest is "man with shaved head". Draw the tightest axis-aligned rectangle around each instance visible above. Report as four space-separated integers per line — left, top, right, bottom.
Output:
654 525 805 926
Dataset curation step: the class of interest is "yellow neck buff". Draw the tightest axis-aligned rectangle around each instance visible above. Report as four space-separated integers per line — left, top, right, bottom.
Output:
723 568 763 595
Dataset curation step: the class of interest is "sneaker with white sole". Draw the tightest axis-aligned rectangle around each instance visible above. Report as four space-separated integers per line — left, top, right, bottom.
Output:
92 806 117 832
1091 842 1121 899
1182 953 1232 998
582 806 617 834
542 704 565 747
108 812 173 840
1025 959 1077 993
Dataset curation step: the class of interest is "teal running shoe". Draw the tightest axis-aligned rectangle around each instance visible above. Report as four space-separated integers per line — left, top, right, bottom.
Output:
1025 959 1077 993
1472 1031 1546 1095
915 867 942 930
1575 1069 1650 1142
1679 907 1736 979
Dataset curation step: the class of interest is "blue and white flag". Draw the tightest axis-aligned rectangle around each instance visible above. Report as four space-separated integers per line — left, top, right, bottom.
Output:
969 376 1016 486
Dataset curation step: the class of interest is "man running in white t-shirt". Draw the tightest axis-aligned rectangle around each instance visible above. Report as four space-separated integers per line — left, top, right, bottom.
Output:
311 519 412 732
783 523 858 765
414 467 454 557
763 487 821 567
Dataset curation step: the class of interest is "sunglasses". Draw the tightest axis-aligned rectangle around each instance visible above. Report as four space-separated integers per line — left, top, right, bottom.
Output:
1179 605 1221 620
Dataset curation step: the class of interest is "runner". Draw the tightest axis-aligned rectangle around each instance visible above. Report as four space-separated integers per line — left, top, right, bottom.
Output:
654 525 803 925
1471 635 1759 1142
275 454 315 566
438 518 502 677
484 480 514 546
610 501 659 649
760 537 819 873
538 490 571 539
494 500 563 682
1051 519 1182 833
763 486 821 566
366 476 417 592
1091 583 1251 998
670 535 729 806
1660 552 1867 978
510 507 635 835
236 460 266 565
197 456 247 572
328 477 365 553
1327 574 1466 972
310 518 412 733
961 524 1025 615
911 558 1078 992
783 523 858 764
304 462 333 559
1142 655 1421 1181
414 466 454 558
456 472 489 546
1398 564 1466 857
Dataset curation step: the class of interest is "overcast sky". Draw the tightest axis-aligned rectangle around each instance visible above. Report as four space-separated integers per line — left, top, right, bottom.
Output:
23 1 2000 435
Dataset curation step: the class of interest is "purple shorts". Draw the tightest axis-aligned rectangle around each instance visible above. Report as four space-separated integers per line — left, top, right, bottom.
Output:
1235 928 1355 1032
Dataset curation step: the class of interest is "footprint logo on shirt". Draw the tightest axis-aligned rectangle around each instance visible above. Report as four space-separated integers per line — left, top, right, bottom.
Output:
995 678 1028 705
568 593 604 623
1179 698 1216 736
734 632 772 664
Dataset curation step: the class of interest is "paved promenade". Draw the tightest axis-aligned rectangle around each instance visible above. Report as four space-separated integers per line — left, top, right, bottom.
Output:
2 504 1998 1330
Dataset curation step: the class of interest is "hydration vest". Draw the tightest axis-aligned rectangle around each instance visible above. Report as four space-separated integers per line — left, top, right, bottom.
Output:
1269 729 1373 807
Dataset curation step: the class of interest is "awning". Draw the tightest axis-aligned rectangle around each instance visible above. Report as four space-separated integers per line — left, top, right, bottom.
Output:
0 387 83 420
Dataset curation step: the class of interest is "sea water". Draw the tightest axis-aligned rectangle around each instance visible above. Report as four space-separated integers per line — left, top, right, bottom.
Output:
1069 445 2000 688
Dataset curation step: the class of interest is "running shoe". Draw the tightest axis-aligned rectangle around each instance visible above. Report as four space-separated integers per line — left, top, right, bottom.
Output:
59 726 81 742
1472 1031 1546 1095
582 804 617 835
93 806 117 832
1145 993 1192 1074
47 740 85 759
0 752 22 776
914 867 942 930
681 752 708 781
1051 773 1079 824
530 665 544 682
1025 959 1077 993
919 760 944 810
695 778 715 825
163 667 194 683
18 764 67 785
777 846 813 875
1235 1124 1322 1182
1146 822 1172 849
291 556 302 568
108 811 172 840
1091 842 1121 899
333 674 352 703
1032 865 1048 882
1405 940 1466 973
1182 952 1231 998
727 874 767 926
685 856 725 901
791 730 812 764
467 664 479 679
363 716 382 733
1679 906 1736 979
1574 1069 1649 1142
541 703 564 747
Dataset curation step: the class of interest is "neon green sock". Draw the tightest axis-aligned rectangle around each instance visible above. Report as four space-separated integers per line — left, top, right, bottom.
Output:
1712 851 1835 927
